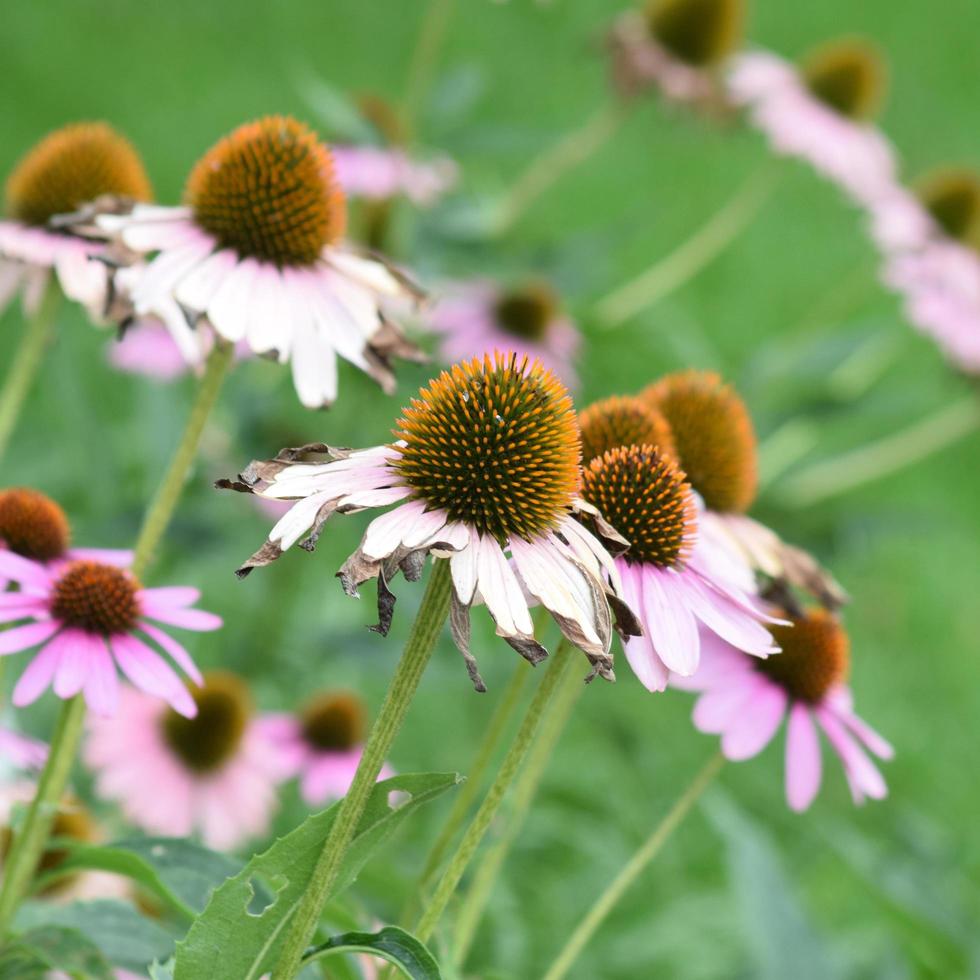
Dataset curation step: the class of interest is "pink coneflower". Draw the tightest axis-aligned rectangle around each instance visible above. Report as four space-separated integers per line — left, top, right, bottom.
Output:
0 550 220 717
108 318 194 381
606 0 743 108
0 122 152 319
580 443 777 692
219 353 640 687
0 728 47 770
85 672 285 849
430 281 580 389
0 487 131 591
728 41 896 207
332 146 458 207
89 116 424 409
640 372 848 609
263 691 392 806
673 610 893 810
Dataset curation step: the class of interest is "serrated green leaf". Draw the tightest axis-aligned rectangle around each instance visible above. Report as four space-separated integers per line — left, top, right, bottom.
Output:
174 772 460 980
0 925 113 979
303 926 441 979
34 837 246 920
16 899 175 972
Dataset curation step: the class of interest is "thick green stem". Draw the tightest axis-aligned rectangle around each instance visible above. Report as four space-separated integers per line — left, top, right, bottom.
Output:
541 752 723 980
594 165 777 328
0 695 86 934
131 342 233 578
0 277 60 462
452 651 583 965
414 641 576 944
414 660 531 894
776 395 980 508
272 560 453 979
494 102 631 235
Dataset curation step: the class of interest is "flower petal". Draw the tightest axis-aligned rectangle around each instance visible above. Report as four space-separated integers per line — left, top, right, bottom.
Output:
785 703 822 811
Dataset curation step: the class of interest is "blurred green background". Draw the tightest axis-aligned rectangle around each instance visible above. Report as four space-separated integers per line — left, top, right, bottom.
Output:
4 1 980 977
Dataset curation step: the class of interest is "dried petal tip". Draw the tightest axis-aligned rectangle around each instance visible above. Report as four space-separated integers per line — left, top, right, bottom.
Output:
756 609 849 703
493 282 559 342
802 38 887 122
916 168 980 251
161 671 251 772
641 370 757 514
578 395 675 465
186 115 346 266
0 488 70 561
393 352 581 544
646 0 744 67
5 122 151 227
581 445 696 569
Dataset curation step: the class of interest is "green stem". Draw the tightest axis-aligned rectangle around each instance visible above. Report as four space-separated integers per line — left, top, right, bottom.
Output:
594 165 777 328
541 752 724 980
776 395 980 508
0 695 86 934
414 641 576 944
413 660 531 895
131 341 233 578
402 0 455 139
452 652 583 965
494 102 631 236
0 276 60 462
272 560 453 980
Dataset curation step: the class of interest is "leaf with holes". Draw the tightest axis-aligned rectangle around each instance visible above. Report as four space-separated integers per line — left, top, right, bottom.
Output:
33 837 247 920
0 925 113 979
302 926 441 978
173 772 460 980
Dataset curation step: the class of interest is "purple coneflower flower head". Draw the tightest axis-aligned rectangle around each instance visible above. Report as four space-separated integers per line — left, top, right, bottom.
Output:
262 691 392 806
88 116 425 408
219 352 641 688
580 443 778 692
673 610 893 811
0 550 220 717
85 672 286 849
0 122 152 319
728 40 897 207
430 281 580 390
607 0 743 109
0 487 131 590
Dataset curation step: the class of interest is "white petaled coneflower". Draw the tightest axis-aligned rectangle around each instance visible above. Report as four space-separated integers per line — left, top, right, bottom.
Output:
641 371 848 609
91 116 425 408
673 609 893 811
219 352 641 687
870 169 980 375
0 122 152 318
580 444 778 691
727 39 897 207
430 280 580 389
607 0 744 109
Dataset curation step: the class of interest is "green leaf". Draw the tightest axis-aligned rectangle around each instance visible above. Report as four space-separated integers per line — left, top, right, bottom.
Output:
0 925 113 979
149 959 175 980
296 70 378 144
16 899 175 973
34 837 246 920
174 772 460 980
303 926 441 978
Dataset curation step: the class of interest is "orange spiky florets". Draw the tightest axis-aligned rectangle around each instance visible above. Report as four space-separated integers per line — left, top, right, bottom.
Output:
641 370 757 514
0 488 70 561
51 561 140 636
581 445 697 568
394 353 581 543
578 395 675 465
186 116 346 266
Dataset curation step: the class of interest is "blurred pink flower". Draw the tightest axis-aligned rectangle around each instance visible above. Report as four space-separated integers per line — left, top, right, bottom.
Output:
108 319 194 381
430 281 580 389
0 552 220 717
86 675 286 850
673 612 893 811
0 727 47 770
332 145 458 206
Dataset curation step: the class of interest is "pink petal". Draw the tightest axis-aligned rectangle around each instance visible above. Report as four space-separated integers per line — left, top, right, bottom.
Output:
139 622 203 685
52 629 97 698
137 586 201 610
111 634 197 717
785 703 822 811
816 707 887 804
835 699 894 760
141 605 222 633
11 633 66 706
692 673 765 734
721 682 787 760
0 620 61 656
0 552 53 590
82 636 119 717
643 569 700 675
66 548 132 567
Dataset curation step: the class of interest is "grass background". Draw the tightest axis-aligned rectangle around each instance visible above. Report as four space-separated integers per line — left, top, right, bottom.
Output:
4 0 980 977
